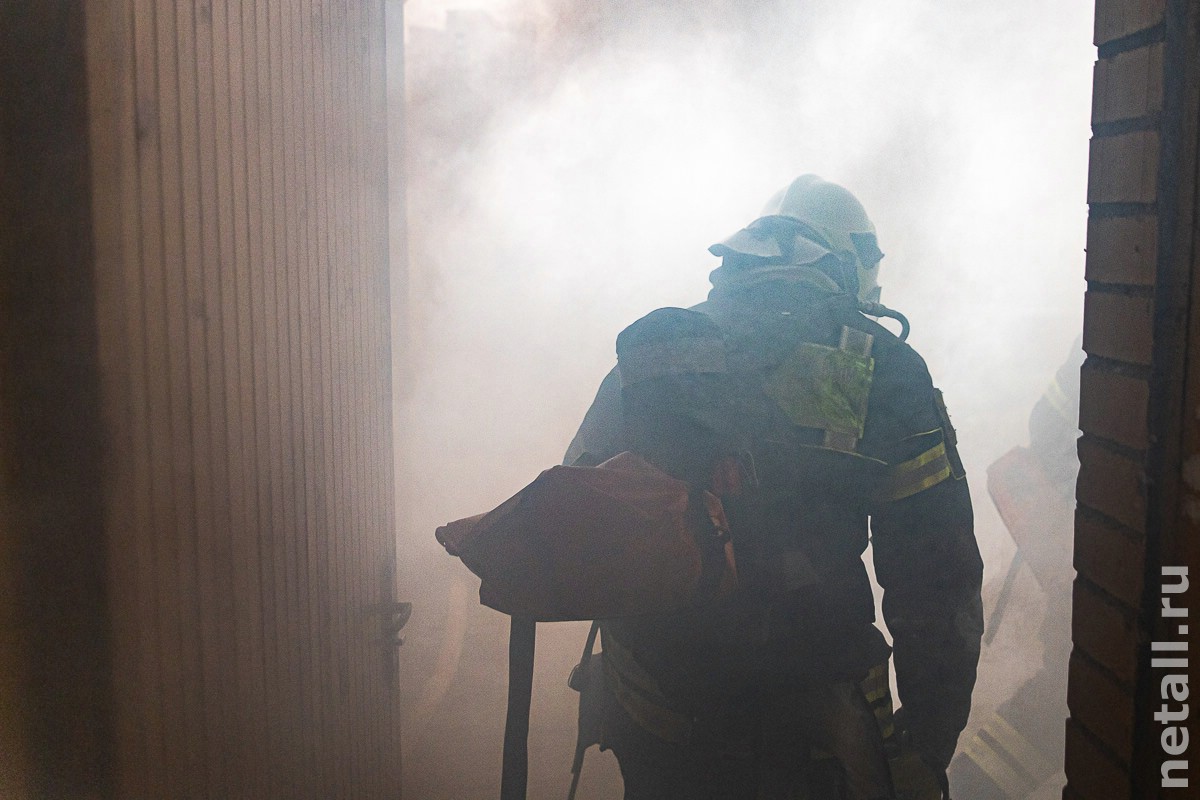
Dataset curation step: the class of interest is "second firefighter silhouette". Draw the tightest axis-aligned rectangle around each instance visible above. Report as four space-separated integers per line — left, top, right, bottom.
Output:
566 176 984 799
947 339 1083 798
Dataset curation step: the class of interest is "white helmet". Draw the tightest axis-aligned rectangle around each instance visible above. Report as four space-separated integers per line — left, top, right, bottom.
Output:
712 175 884 303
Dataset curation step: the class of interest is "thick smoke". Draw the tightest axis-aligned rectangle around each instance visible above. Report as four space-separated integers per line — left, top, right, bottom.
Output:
396 2 1093 797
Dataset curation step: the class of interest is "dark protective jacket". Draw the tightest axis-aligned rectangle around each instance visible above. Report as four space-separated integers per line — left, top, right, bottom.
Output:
565 278 984 772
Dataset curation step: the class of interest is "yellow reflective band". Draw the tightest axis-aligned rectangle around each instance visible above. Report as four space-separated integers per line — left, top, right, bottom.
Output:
602 634 693 743
984 715 1056 781
901 440 946 471
964 734 1031 797
859 661 896 743
880 441 952 502
861 662 890 702
602 630 668 700
1043 377 1072 422
605 660 693 743
900 427 944 443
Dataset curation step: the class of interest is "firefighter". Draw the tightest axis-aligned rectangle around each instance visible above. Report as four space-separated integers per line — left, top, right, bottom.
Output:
946 339 1083 798
565 176 984 799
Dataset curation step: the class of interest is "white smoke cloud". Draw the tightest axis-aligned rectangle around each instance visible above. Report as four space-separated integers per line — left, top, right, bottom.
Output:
397 2 1093 796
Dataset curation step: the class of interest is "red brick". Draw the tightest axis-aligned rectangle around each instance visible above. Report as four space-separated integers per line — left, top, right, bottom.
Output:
1073 511 1146 608
1064 718 1132 800
1071 578 1140 683
1079 364 1150 449
1077 437 1147 533
1085 214 1158 286
1087 131 1160 204
1083 291 1155 366
1092 43 1164 125
1067 651 1135 761
1094 0 1166 47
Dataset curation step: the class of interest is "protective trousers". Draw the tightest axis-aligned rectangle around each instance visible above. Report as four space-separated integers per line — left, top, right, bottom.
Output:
609 680 894 800
759 681 894 800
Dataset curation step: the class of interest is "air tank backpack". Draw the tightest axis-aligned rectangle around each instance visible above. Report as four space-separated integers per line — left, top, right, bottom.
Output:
433 301 884 799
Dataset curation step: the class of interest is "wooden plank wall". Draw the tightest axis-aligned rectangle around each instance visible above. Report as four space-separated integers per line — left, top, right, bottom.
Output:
86 1 400 797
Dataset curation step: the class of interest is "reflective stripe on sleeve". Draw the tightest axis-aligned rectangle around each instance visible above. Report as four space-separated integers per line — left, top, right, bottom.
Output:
859 661 896 743
601 630 693 743
982 715 1056 783
617 337 727 386
963 733 1030 798
604 658 693 744
959 710 1055 797
1043 376 1074 424
879 441 953 502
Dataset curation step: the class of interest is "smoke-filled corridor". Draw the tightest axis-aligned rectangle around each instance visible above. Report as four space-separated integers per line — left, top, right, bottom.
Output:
396 2 1094 798
4 1 1197 798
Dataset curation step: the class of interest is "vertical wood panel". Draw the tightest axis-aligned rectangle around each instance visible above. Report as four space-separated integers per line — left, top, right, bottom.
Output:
276 0 302 775
351 7 378 790
175 1 231 793
129 3 172 795
292 0 328 785
194 1 242 792
327 5 350 790
87 1 399 796
86 1 151 794
333 2 351 777
239 1 283 793
214 0 266 792
253 0 295 790
300 0 331 790
378 4 406 786
161 3 212 791
316 3 348 788
278 0 320 779
269 0 302 777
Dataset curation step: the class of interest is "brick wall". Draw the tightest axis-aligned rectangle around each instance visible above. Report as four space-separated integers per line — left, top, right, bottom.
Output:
1067 0 1198 797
